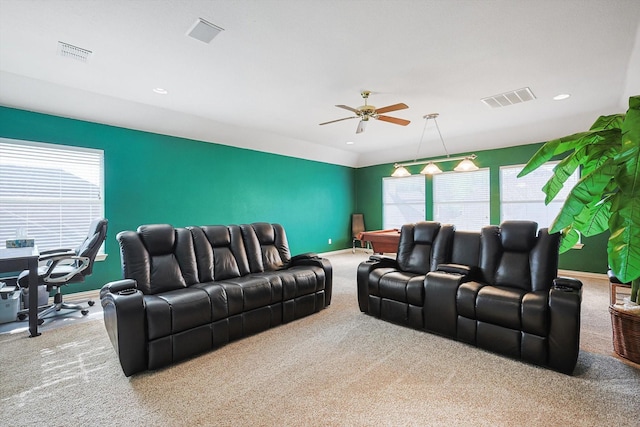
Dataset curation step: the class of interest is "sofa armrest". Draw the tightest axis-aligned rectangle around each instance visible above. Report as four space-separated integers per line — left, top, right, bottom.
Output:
100 279 147 376
436 263 479 278
289 254 333 306
290 252 318 263
99 279 137 299
356 255 399 313
553 276 583 291
548 278 583 374
368 255 398 268
424 271 468 337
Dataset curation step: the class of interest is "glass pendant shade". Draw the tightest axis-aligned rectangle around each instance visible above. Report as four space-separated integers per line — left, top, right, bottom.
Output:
391 166 411 177
454 157 479 172
420 162 442 175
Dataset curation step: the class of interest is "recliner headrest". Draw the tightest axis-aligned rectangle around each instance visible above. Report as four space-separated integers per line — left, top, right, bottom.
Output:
413 221 441 244
500 221 538 252
252 222 275 245
137 224 176 255
201 225 231 247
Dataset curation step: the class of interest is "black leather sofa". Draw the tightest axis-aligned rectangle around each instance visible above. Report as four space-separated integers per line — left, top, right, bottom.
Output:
100 222 332 376
357 220 583 374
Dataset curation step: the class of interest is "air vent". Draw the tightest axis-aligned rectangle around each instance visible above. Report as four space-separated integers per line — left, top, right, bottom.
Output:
57 41 92 62
481 87 536 108
187 18 224 44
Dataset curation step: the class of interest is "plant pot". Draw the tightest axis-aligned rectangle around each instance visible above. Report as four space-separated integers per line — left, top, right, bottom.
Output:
609 304 640 364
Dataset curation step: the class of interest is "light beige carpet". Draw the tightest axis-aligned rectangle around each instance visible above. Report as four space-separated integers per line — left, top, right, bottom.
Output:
1 252 638 427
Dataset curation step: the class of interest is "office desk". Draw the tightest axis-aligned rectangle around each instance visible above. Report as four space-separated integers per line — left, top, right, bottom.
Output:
357 229 401 254
0 247 40 337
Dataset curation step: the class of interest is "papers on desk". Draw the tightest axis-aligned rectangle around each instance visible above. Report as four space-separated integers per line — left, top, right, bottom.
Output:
0 247 38 258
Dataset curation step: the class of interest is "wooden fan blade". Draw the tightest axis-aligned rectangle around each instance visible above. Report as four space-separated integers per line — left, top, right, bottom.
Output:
336 104 361 114
319 116 357 126
375 103 408 115
377 115 411 126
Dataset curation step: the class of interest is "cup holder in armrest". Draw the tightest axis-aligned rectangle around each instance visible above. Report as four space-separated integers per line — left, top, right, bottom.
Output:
118 288 137 296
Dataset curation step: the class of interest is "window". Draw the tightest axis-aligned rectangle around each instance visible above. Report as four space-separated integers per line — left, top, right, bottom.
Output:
433 169 490 231
382 175 425 229
0 138 104 251
500 162 580 229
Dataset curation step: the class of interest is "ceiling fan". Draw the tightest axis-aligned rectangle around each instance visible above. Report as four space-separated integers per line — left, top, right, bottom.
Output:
319 90 410 134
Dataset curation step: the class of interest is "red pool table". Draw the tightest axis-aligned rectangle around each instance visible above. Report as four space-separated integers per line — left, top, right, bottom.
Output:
357 229 401 254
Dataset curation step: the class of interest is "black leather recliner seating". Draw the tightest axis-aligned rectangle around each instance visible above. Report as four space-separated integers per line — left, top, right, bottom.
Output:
100 222 332 376
357 220 582 374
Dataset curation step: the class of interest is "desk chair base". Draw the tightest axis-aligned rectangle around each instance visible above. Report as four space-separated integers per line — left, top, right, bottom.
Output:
18 290 94 325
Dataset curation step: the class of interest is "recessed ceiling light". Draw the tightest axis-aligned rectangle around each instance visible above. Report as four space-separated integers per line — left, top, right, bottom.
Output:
553 93 571 101
346 141 355 145
153 88 168 95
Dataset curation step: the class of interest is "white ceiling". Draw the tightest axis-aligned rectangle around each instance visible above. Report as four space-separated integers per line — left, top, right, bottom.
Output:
1 0 639 168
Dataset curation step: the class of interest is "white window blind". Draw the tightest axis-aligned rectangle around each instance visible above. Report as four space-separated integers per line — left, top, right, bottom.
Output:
383 175 425 229
433 169 490 231
0 138 104 251
500 162 579 229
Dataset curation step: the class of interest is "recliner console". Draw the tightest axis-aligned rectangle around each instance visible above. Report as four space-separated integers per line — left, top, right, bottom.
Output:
101 222 332 376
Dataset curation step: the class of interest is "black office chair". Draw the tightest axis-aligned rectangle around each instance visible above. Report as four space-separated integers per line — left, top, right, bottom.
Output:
17 218 108 324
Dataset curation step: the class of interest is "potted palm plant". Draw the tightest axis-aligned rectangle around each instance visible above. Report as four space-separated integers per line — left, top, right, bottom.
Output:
519 95 639 362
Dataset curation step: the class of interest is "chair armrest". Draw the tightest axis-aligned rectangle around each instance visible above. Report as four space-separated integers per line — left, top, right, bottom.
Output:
553 276 583 291
39 250 76 261
41 255 90 284
39 248 74 255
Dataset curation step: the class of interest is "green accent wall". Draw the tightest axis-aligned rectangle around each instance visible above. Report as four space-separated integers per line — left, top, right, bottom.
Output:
354 144 609 274
0 107 355 292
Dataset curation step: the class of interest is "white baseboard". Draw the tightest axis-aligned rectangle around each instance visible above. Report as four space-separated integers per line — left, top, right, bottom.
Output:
558 269 608 281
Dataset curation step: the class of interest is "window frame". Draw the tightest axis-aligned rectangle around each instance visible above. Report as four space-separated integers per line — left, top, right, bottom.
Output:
432 168 491 231
499 161 580 230
382 175 426 230
0 137 105 254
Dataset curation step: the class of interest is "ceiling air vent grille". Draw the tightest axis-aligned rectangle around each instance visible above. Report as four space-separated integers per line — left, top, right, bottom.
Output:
57 41 92 62
187 18 224 44
481 87 536 108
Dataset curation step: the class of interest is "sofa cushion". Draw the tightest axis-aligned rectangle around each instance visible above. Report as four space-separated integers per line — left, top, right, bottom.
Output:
476 286 527 330
257 266 322 301
144 288 212 340
378 272 425 306
218 275 276 311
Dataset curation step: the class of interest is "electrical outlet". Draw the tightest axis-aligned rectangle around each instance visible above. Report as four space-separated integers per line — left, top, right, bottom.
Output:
328 238 332 244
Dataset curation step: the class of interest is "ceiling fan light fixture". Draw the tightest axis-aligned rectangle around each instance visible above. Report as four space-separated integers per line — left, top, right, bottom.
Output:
420 162 442 175
356 120 367 134
391 166 411 177
454 157 479 172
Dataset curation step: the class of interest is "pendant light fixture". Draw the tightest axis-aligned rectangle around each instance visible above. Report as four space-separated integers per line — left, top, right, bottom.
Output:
391 113 479 176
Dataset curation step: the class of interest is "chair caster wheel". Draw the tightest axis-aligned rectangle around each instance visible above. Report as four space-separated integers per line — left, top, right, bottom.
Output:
38 319 44 325
88 301 95 307
81 309 89 316
18 313 27 321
